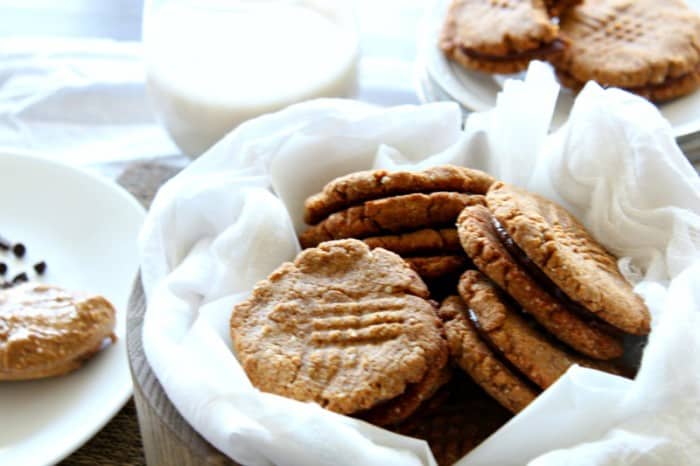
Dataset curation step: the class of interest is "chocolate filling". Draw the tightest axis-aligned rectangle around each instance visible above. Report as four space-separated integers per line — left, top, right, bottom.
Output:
467 308 541 393
461 39 566 63
491 216 623 337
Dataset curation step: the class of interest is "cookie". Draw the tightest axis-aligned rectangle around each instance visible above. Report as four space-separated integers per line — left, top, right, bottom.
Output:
300 192 479 248
362 228 462 256
393 373 511 466
230 239 447 415
359 354 451 426
458 271 625 389
438 295 538 413
304 165 494 225
0 283 116 381
553 0 700 102
486 182 651 335
405 255 472 281
440 0 566 74
457 204 624 360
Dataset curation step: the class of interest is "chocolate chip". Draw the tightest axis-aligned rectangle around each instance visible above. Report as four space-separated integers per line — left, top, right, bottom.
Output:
0 235 10 251
11 272 28 284
12 243 26 259
0 262 6 275
33 261 47 275
1 281 12 289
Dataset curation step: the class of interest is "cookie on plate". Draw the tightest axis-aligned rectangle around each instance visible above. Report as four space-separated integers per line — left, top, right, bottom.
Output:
486 182 651 335
304 165 494 225
300 192 481 248
457 204 624 359
0 283 116 381
458 270 625 389
553 0 700 102
230 239 448 419
440 0 567 74
438 295 538 413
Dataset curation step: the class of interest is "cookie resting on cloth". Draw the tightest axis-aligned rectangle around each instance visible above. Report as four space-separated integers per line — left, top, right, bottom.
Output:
438 295 538 413
553 0 700 102
457 204 624 360
486 182 651 335
440 0 566 74
230 239 447 415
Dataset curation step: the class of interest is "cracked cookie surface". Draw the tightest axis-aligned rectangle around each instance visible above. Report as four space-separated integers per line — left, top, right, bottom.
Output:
304 165 494 225
230 239 447 415
457 204 623 359
486 182 650 335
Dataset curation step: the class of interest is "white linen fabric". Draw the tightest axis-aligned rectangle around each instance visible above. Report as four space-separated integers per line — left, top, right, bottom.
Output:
0 37 177 165
139 62 700 466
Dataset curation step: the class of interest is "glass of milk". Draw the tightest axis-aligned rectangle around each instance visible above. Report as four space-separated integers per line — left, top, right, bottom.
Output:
143 0 359 157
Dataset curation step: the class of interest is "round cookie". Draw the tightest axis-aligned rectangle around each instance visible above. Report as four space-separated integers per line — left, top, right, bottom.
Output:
230 239 447 415
553 0 700 102
362 228 462 256
440 0 566 74
458 271 625 389
392 374 511 466
0 283 116 381
438 295 538 413
457 204 623 360
304 165 494 225
300 192 480 248
405 255 472 281
486 182 651 336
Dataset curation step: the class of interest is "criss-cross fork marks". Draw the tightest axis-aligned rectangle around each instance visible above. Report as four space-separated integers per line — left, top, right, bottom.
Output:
309 300 408 346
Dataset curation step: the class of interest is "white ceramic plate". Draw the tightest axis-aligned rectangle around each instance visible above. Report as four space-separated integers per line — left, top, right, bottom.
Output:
0 152 145 466
419 0 700 138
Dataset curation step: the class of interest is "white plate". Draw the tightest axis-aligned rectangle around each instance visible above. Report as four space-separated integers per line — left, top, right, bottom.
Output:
0 152 145 466
419 0 700 138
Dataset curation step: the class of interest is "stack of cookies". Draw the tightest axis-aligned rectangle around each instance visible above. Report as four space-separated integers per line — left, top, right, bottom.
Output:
299 165 495 295
440 0 700 102
230 165 651 465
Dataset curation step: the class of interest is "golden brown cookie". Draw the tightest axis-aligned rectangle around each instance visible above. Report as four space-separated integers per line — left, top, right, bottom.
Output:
0 283 116 381
440 0 566 74
486 182 651 336
359 354 451 426
304 165 494 225
438 295 538 413
362 228 462 256
458 271 625 389
457 204 624 359
300 192 480 248
553 0 700 102
230 239 447 415
393 373 511 466
405 255 472 281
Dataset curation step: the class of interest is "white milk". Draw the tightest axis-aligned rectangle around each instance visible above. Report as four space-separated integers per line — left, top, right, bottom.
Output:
144 0 359 156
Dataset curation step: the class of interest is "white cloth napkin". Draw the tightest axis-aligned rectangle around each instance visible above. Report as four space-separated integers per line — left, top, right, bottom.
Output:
0 37 177 165
139 61 700 465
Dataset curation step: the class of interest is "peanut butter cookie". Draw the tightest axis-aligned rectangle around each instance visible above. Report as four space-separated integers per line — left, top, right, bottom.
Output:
304 165 494 225
458 271 625 389
440 0 567 74
0 283 116 381
554 0 700 102
230 239 447 415
457 204 624 359
545 0 581 16
405 255 472 281
486 182 651 335
438 295 538 413
300 192 480 248
362 228 462 256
